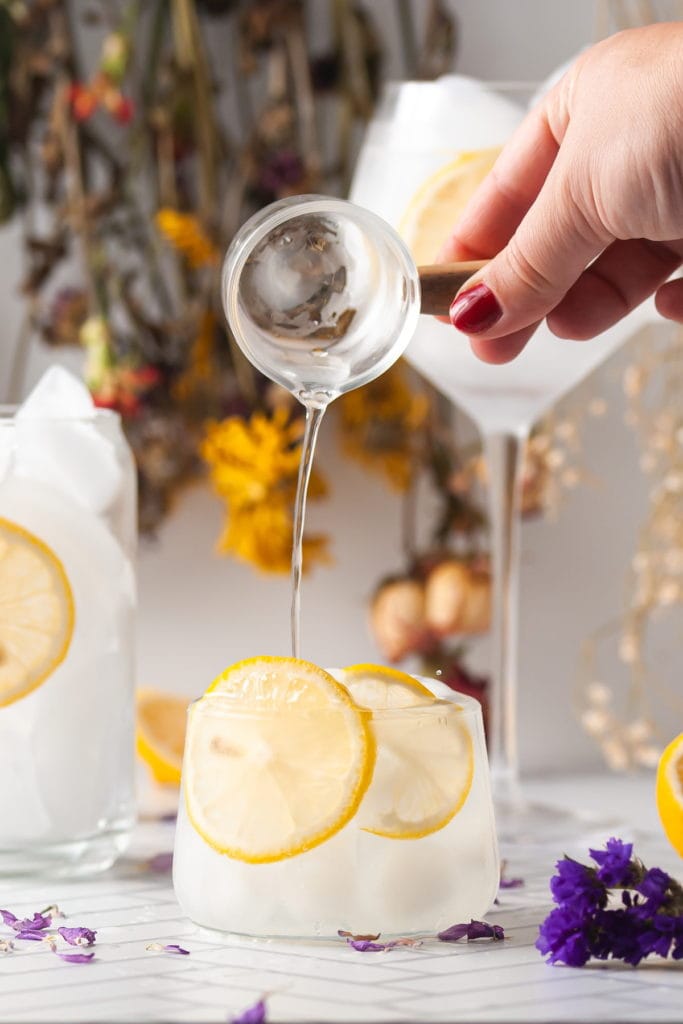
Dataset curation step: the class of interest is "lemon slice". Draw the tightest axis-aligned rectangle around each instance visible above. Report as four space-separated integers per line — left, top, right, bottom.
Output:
399 148 501 266
136 689 190 786
184 657 374 863
0 517 75 708
342 663 474 839
656 732 683 857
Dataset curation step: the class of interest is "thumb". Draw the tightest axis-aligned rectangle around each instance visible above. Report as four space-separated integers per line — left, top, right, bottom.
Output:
655 276 683 323
449 155 608 342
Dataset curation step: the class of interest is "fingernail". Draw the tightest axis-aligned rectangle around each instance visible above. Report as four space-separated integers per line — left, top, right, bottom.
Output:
449 283 503 334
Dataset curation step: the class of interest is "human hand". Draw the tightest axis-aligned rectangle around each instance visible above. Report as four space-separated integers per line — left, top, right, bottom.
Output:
443 23 683 364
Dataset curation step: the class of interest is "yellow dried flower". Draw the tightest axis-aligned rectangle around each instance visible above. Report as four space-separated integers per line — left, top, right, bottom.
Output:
201 407 329 574
338 364 430 492
218 499 330 575
155 208 219 268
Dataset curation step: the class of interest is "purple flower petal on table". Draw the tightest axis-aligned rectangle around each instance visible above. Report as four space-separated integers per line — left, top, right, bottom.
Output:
230 998 267 1024
437 922 469 942
500 876 524 889
14 930 50 942
346 938 390 952
145 942 189 955
13 912 51 932
54 950 95 964
438 920 505 942
57 927 97 947
499 861 524 889
0 910 18 928
145 851 174 873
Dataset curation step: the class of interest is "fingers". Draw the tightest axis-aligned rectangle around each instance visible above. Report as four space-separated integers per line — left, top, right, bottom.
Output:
449 149 608 348
439 101 563 264
548 238 683 339
655 277 683 322
469 321 543 365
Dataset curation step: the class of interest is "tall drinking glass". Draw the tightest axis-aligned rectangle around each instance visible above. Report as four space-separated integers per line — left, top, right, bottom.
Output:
0 375 136 875
350 76 654 841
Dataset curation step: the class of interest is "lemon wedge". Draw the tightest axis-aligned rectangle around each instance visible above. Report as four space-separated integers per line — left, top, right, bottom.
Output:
399 148 501 266
656 732 683 857
184 657 374 863
136 689 190 786
342 663 473 839
0 517 75 708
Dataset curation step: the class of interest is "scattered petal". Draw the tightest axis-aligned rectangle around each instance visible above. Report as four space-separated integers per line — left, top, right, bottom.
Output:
145 942 189 955
14 930 49 942
40 904 65 919
58 927 97 947
346 938 389 952
13 912 51 933
230 998 267 1024
0 939 14 953
499 860 524 889
0 910 17 927
55 950 95 964
338 929 380 941
438 920 505 942
160 812 178 823
145 852 173 873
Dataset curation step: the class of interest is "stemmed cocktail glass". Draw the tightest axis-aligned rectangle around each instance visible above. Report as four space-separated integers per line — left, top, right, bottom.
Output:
350 76 654 843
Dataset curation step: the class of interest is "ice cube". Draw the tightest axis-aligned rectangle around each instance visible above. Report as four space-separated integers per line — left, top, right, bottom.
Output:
13 367 123 513
17 365 96 420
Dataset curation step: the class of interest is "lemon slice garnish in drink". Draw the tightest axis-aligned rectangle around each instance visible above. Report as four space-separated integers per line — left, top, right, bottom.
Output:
184 657 374 863
342 663 474 839
136 689 190 786
399 148 501 266
0 517 75 708
656 732 683 857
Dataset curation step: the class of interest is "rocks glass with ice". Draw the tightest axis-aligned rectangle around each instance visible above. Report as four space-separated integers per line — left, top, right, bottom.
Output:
173 663 498 938
0 368 136 875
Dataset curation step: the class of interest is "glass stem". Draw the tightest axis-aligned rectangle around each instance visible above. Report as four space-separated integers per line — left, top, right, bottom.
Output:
483 428 528 809
290 401 326 659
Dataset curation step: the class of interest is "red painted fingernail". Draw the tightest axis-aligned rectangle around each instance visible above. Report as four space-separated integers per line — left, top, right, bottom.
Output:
449 283 503 334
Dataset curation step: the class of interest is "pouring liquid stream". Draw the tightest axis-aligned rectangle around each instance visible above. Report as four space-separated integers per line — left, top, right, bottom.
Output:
290 398 327 658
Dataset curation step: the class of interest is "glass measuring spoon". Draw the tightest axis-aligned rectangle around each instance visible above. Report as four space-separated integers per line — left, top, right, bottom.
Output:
222 195 421 657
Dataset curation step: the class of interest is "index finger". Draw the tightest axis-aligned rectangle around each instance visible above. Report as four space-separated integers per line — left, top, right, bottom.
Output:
439 99 565 263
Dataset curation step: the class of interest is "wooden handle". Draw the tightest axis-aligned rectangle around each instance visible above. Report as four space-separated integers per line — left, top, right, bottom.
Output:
418 260 489 316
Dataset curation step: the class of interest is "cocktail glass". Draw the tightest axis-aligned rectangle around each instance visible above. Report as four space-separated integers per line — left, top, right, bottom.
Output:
0 369 137 875
350 76 654 842
174 672 497 938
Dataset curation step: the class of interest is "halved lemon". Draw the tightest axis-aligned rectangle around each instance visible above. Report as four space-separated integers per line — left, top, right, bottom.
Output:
0 517 74 708
184 657 374 863
656 732 683 857
136 689 190 786
342 664 474 839
399 148 501 266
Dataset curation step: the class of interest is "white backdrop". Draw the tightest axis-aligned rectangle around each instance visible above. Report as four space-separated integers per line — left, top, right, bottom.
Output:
0 1 672 774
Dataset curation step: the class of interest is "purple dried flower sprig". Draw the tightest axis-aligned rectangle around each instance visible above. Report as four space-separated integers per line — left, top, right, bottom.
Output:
537 838 683 967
